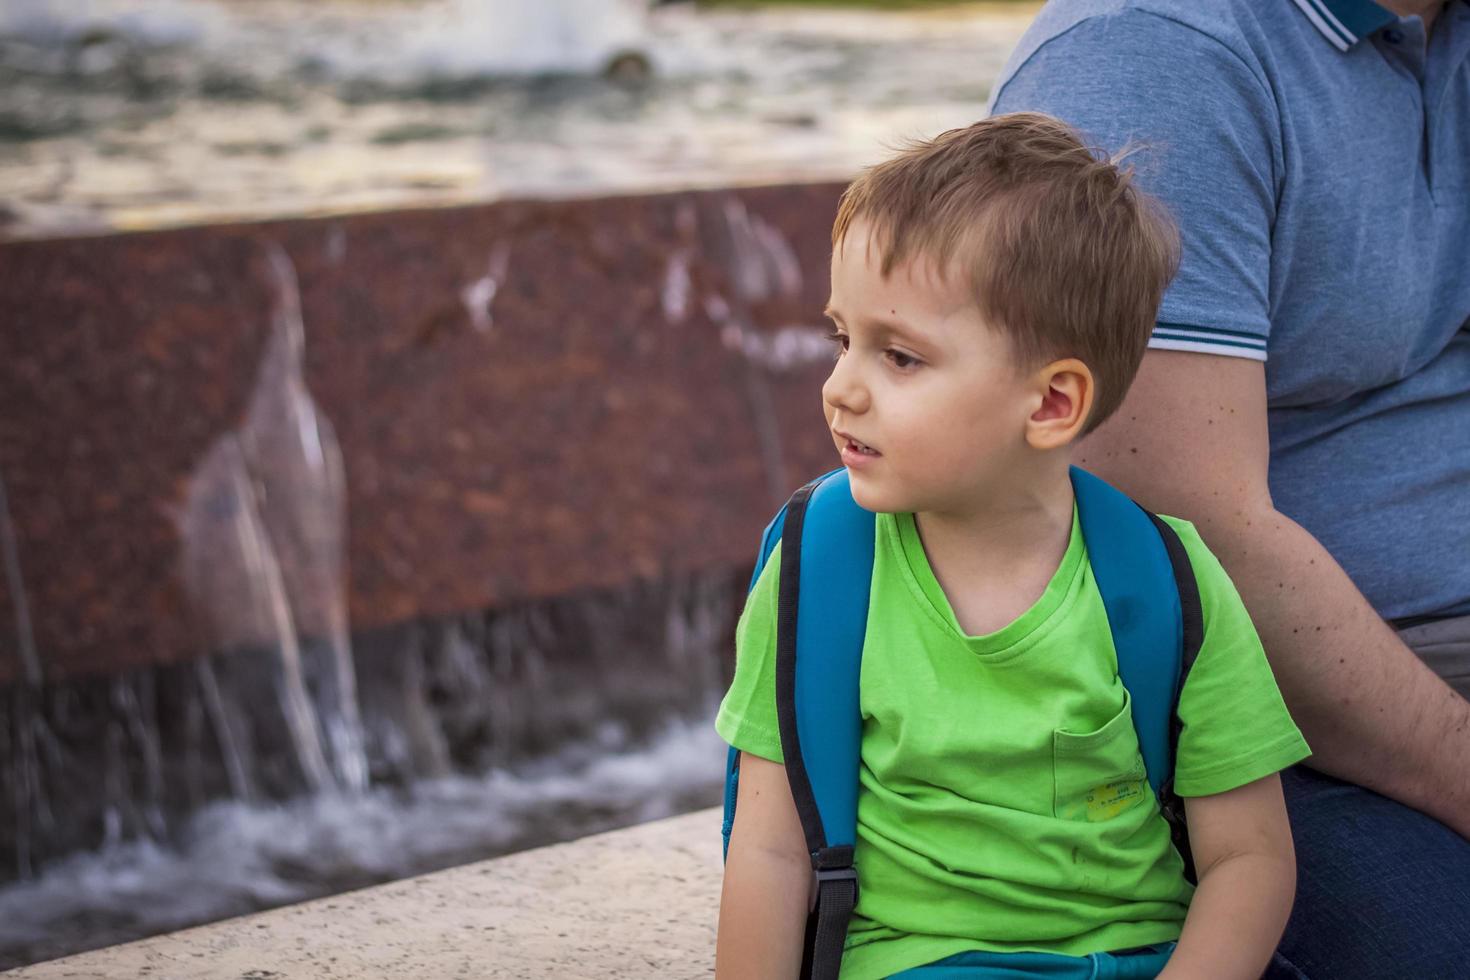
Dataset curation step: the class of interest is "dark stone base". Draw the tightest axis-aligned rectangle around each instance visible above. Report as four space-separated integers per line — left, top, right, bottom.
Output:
0 563 744 883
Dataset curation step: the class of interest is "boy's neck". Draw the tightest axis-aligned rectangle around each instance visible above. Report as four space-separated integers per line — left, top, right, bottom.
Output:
912 454 1076 637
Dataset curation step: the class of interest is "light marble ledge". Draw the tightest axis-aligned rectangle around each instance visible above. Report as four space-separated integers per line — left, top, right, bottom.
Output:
5 808 724 980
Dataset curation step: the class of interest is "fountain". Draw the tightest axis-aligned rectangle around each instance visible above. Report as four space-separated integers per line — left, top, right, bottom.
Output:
0 0 652 80
0 0 1041 967
0 179 845 966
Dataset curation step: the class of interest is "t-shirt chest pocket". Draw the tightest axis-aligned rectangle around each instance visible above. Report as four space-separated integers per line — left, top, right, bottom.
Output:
1052 691 1149 822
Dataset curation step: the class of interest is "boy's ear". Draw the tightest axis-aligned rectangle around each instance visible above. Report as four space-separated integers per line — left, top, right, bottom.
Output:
1025 358 1094 451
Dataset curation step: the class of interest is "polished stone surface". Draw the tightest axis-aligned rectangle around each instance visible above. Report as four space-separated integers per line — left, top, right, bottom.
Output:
2 806 724 978
0 183 841 684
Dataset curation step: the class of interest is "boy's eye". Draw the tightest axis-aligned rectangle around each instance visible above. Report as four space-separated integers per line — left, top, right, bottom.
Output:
886 349 919 369
827 330 849 356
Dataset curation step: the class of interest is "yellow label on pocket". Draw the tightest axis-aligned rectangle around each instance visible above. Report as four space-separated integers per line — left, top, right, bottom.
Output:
1078 777 1146 822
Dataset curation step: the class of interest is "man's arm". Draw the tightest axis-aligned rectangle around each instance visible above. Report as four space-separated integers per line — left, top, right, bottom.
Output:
1159 775 1295 980
1081 349 1470 837
715 752 812 978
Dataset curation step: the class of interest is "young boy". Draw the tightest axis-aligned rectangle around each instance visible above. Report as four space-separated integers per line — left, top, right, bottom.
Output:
714 113 1310 980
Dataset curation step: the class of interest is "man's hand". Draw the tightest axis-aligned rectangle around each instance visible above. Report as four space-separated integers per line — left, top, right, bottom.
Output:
1080 349 1470 837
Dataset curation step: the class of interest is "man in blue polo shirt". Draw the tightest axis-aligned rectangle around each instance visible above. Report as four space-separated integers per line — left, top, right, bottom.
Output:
989 0 1470 975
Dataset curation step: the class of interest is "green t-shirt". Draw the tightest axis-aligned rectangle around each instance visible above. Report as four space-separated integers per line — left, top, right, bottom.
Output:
716 508 1310 980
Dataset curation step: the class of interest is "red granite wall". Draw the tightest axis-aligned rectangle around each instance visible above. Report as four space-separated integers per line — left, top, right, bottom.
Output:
0 184 844 685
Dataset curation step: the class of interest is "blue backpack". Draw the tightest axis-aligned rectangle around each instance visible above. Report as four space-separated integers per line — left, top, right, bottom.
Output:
720 467 1203 980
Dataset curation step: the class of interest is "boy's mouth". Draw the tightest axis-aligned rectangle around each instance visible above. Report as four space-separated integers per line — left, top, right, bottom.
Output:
837 432 880 456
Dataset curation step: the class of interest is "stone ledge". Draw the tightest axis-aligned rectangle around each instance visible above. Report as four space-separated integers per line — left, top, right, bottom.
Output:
4 808 724 979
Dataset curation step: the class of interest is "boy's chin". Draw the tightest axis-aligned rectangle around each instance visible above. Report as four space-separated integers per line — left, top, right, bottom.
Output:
845 473 906 515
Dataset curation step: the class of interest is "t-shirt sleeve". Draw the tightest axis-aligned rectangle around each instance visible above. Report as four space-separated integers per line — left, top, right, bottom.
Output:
988 9 1278 361
1161 516 1310 797
715 542 785 763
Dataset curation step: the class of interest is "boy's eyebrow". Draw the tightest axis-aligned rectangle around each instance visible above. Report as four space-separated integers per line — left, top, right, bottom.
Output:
825 304 924 344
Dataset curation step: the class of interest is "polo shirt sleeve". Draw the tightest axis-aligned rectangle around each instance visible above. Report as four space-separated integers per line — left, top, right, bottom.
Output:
988 10 1279 361
715 542 785 764
1160 516 1311 797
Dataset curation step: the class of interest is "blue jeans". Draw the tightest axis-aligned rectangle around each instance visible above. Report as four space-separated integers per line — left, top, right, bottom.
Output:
886 945 1315 979
1275 764 1470 978
888 945 1175 980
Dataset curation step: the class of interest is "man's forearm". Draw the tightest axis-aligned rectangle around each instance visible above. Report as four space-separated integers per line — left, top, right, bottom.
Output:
1185 504 1470 837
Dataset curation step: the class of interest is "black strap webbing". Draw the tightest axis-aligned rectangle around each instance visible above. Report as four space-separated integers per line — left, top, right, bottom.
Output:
807 864 857 980
775 481 830 858
1146 513 1205 883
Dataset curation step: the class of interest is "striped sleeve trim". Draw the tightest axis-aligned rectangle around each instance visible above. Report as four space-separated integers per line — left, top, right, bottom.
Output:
1149 322 1268 362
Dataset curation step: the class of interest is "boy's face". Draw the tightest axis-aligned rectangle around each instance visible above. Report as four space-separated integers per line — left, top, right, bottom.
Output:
823 219 1039 516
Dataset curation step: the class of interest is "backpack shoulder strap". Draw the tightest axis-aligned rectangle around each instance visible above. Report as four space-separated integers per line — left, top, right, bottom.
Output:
1071 466 1203 878
1140 510 1204 882
776 469 873 858
717 469 875 978
778 468 875 980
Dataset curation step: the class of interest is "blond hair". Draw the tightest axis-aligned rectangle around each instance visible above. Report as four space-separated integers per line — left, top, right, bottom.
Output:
832 112 1180 433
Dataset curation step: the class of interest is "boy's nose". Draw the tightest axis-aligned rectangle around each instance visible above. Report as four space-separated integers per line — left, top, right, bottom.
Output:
822 356 869 416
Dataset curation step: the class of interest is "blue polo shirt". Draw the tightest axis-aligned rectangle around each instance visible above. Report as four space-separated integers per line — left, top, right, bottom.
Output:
989 0 1470 622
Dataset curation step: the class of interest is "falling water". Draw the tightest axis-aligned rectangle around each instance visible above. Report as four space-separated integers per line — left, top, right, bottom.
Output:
390 0 649 79
239 249 368 793
690 194 835 505
174 247 369 799
0 564 741 969
0 470 40 689
178 435 335 797
1 466 44 881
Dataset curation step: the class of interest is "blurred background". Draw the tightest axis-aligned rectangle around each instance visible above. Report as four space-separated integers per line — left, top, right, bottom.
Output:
0 0 1038 241
0 0 1036 968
